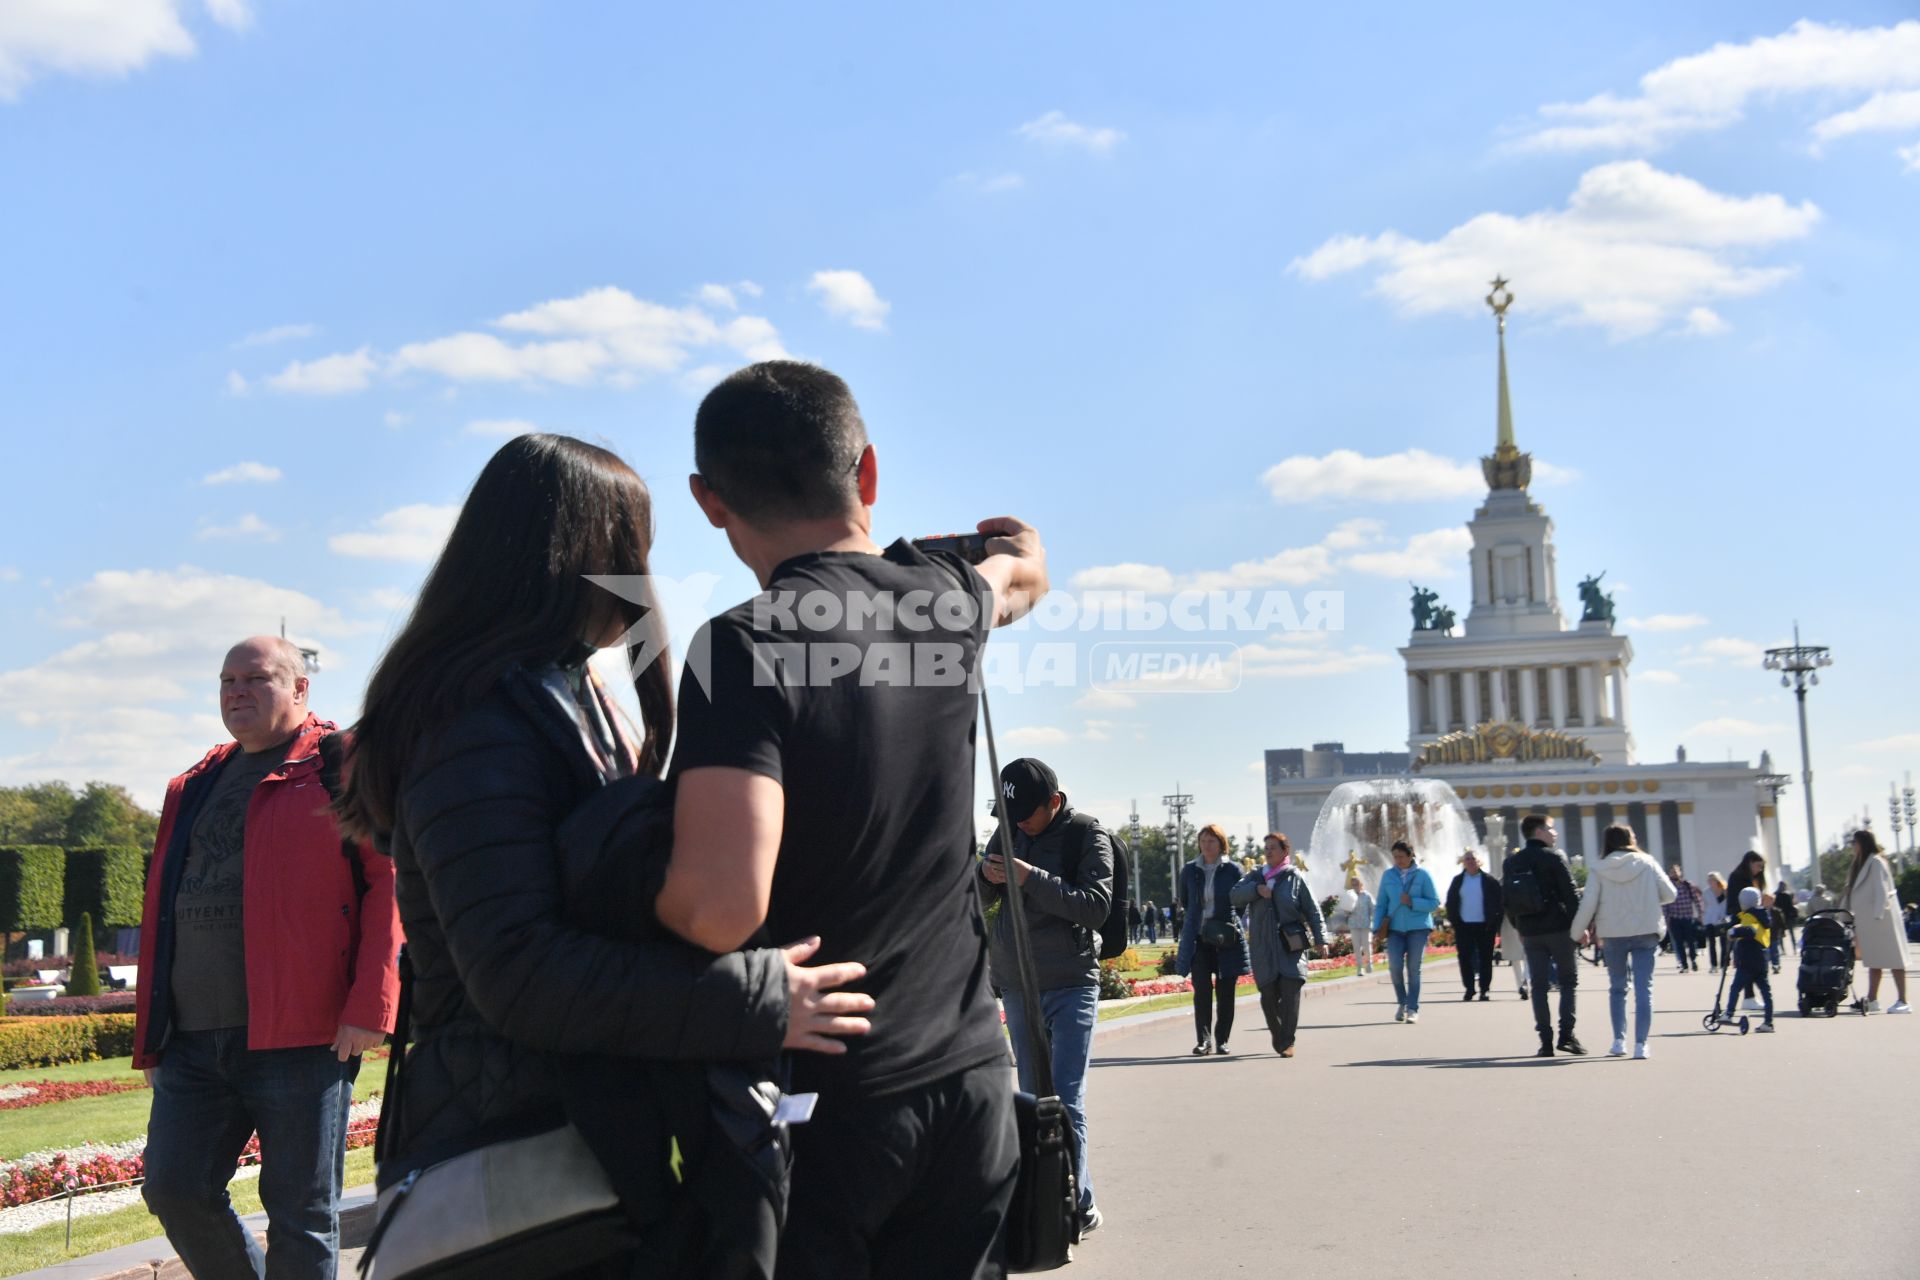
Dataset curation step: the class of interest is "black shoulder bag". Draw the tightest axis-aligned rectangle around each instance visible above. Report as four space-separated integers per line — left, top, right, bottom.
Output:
981 687 1080 1273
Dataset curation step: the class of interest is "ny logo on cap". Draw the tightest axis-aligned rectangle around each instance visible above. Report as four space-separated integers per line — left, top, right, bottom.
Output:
1003 780 1017 799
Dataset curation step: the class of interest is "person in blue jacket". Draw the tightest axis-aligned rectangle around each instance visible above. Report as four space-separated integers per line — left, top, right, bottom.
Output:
1372 839 1441 1023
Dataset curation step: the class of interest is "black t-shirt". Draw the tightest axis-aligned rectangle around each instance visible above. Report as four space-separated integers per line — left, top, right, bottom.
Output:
671 539 1003 1096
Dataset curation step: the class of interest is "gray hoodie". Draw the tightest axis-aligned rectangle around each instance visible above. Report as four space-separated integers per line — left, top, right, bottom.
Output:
1568 848 1677 941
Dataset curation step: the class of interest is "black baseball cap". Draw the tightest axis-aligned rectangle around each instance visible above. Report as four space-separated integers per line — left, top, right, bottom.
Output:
994 757 1059 822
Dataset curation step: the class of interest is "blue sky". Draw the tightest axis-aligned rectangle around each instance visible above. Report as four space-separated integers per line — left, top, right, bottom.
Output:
2 3 1916 867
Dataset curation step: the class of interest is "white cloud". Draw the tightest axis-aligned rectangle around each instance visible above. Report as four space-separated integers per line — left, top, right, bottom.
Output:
266 347 376 395
224 370 248 396
1238 636 1392 680
1290 161 1819 339
235 321 315 348
0 566 369 803
1684 307 1730 336
1015 110 1126 154
197 513 278 542
1812 88 1920 145
1340 527 1473 580
1187 545 1337 592
266 285 788 395
383 410 410 428
1071 563 1176 593
1623 613 1707 632
1853 732 1920 753
362 587 415 615
1680 716 1785 740
202 0 251 32
0 0 194 101
0 567 20 583
328 504 459 562
201 461 281 485
696 284 740 310
464 418 539 438
1511 20 1920 162
1636 669 1682 684
807 270 891 331
1074 689 1138 711
1902 142 1920 172
1005 726 1072 747
1263 449 1482 504
1676 636 1767 667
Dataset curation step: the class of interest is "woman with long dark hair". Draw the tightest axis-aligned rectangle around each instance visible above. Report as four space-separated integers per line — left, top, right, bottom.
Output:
1567 824 1676 1059
337 435 873 1276
1174 824 1249 1055
1842 830 1910 1013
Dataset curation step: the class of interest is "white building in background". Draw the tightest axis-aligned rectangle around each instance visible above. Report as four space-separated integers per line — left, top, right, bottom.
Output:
1269 282 1783 889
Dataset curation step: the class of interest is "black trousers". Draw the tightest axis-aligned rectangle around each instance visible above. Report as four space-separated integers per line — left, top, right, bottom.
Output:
776 1056 1018 1280
1522 933 1579 1037
1455 922 1496 994
1257 977 1304 1053
1190 942 1237 1046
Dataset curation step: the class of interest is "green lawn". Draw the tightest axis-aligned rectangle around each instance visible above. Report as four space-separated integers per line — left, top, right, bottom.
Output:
1 1054 386 1162
0 1147 377 1277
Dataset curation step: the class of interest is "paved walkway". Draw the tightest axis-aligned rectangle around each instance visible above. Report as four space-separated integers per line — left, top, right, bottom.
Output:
1067 956 1920 1279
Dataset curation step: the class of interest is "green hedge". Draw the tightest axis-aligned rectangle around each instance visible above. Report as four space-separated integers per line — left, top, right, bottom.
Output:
63 845 146 929
0 1012 138 1068
0 846 66 933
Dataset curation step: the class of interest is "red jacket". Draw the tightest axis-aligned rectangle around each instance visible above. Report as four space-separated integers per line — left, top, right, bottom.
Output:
133 714 402 1069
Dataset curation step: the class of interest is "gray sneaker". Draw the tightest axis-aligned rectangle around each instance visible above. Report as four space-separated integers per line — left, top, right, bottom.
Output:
1080 1204 1103 1236
1394 1005 1407 1023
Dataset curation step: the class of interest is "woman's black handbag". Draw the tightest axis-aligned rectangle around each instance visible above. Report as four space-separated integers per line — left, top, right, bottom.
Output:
981 689 1079 1273
1200 917 1242 949
1280 921 1310 954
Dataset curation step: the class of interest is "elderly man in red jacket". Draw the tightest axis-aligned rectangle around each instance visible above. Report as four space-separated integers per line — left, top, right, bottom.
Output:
134 636 400 1280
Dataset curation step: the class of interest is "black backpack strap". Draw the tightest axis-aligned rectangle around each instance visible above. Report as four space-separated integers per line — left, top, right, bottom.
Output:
316 731 371 902
1059 811 1101 883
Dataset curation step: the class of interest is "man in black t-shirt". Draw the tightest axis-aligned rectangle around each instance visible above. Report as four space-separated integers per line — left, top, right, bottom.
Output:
658 361 1049 1280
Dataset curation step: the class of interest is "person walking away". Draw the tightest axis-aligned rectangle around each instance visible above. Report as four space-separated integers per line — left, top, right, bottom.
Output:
1664 866 1704 972
1445 850 1504 1001
1174 825 1249 1054
1568 824 1676 1059
1773 879 1799 958
978 758 1113 1235
1141 898 1159 946
1231 835 1327 1058
1841 831 1911 1014
1372 841 1439 1024
1724 888 1777 1032
135 636 401 1280
1503 814 1586 1057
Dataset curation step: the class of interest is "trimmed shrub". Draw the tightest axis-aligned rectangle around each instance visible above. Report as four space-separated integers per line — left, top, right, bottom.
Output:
0 1013 138 1068
63 845 146 929
1096 960 1131 1001
0 846 65 933
1156 948 1180 976
66 913 101 997
7 992 137 1017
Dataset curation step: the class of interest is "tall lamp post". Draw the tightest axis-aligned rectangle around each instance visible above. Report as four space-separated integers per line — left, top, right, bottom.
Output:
1904 772 1916 868
1763 625 1832 892
1892 785 1908 864
1127 800 1142 919
1163 786 1193 923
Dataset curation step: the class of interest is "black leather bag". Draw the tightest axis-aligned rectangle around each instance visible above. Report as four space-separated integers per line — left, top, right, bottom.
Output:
980 690 1079 1273
1200 917 1242 949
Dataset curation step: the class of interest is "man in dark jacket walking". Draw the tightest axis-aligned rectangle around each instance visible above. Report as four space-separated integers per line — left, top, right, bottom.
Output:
979 757 1113 1236
1445 849 1504 1002
1503 813 1586 1056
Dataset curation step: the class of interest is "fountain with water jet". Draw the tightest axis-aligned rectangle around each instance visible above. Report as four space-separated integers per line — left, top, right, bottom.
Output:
1302 777 1481 905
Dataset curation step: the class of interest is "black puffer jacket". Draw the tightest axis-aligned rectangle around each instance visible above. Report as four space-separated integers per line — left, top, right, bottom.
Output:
979 806 1114 992
385 668 788 1159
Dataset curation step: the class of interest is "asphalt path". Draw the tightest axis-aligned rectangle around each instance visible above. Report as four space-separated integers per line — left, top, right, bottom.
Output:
1061 954 1919 1279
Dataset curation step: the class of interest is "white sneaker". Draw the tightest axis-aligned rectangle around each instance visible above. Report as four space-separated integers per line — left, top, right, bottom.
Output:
1756 1022 1775 1033
1608 1038 1626 1057
1888 1001 1912 1014
1632 1043 1650 1059
1405 1010 1420 1024
1742 998 1763 1011
1865 999 1882 1013
1395 1005 1406 1023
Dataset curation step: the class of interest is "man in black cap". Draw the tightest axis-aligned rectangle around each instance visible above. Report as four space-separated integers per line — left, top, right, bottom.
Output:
978 757 1113 1236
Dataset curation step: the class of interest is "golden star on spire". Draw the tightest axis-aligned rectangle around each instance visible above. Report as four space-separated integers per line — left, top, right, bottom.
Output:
1485 276 1514 321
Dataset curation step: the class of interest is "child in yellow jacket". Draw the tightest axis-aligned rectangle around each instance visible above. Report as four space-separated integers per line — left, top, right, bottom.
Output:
1727 886 1775 1031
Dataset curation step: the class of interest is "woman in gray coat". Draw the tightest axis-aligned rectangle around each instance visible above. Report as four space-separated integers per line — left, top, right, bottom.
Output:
1230 834 1328 1058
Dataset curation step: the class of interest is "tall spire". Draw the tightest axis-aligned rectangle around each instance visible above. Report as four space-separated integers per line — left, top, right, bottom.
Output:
1480 276 1532 492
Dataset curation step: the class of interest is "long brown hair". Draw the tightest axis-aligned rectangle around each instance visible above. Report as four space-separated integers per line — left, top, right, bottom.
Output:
1849 830 1883 889
336 434 673 842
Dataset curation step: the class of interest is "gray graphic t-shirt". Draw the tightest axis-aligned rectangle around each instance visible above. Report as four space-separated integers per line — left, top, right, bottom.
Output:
170 740 290 1031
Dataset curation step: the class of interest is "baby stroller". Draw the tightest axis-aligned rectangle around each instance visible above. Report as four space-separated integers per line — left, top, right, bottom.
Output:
1796 908 1862 1018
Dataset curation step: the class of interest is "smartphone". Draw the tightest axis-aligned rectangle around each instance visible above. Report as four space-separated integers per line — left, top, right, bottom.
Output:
911 532 990 564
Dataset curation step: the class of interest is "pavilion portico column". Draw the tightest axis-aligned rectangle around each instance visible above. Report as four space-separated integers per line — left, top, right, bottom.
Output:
1642 800 1665 864
1579 805 1600 866
1407 673 1424 735
1490 667 1508 721
1435 671 1453 729
1464 669 1481 725
1520 667 1540 726
1677 802 1700 885
1549 665 1568 728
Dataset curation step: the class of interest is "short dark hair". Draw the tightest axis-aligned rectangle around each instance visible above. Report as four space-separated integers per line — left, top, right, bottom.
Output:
1521 814 1551 839
695 361 868 523
1602 823 1636 855
1390 839 1414 859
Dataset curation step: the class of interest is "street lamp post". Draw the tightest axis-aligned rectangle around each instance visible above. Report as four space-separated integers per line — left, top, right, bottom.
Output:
1127 800 1142 925
1904 772 1916 867
1892 785 1907 863
1163 786 1192 927
1763 624 1832 892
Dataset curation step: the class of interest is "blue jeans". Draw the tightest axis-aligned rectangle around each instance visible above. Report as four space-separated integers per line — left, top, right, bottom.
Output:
1000 985 1097 1212
142 1029 360 1280
1602 934 1658 1046
1385 929 1431 1013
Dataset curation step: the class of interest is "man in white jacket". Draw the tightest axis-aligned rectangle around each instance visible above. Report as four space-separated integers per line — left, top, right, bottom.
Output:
1569 824 1677 1059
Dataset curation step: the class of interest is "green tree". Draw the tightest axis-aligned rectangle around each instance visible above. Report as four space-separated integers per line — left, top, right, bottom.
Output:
1129 826 1175 907
66 783 160 849
66 912 101 997
0 782 79 844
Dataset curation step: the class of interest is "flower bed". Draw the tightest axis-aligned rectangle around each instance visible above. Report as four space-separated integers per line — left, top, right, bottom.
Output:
0 1078 146 1111
0 1100 382 1210
1127 946 1457 996
5 993 138 1018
